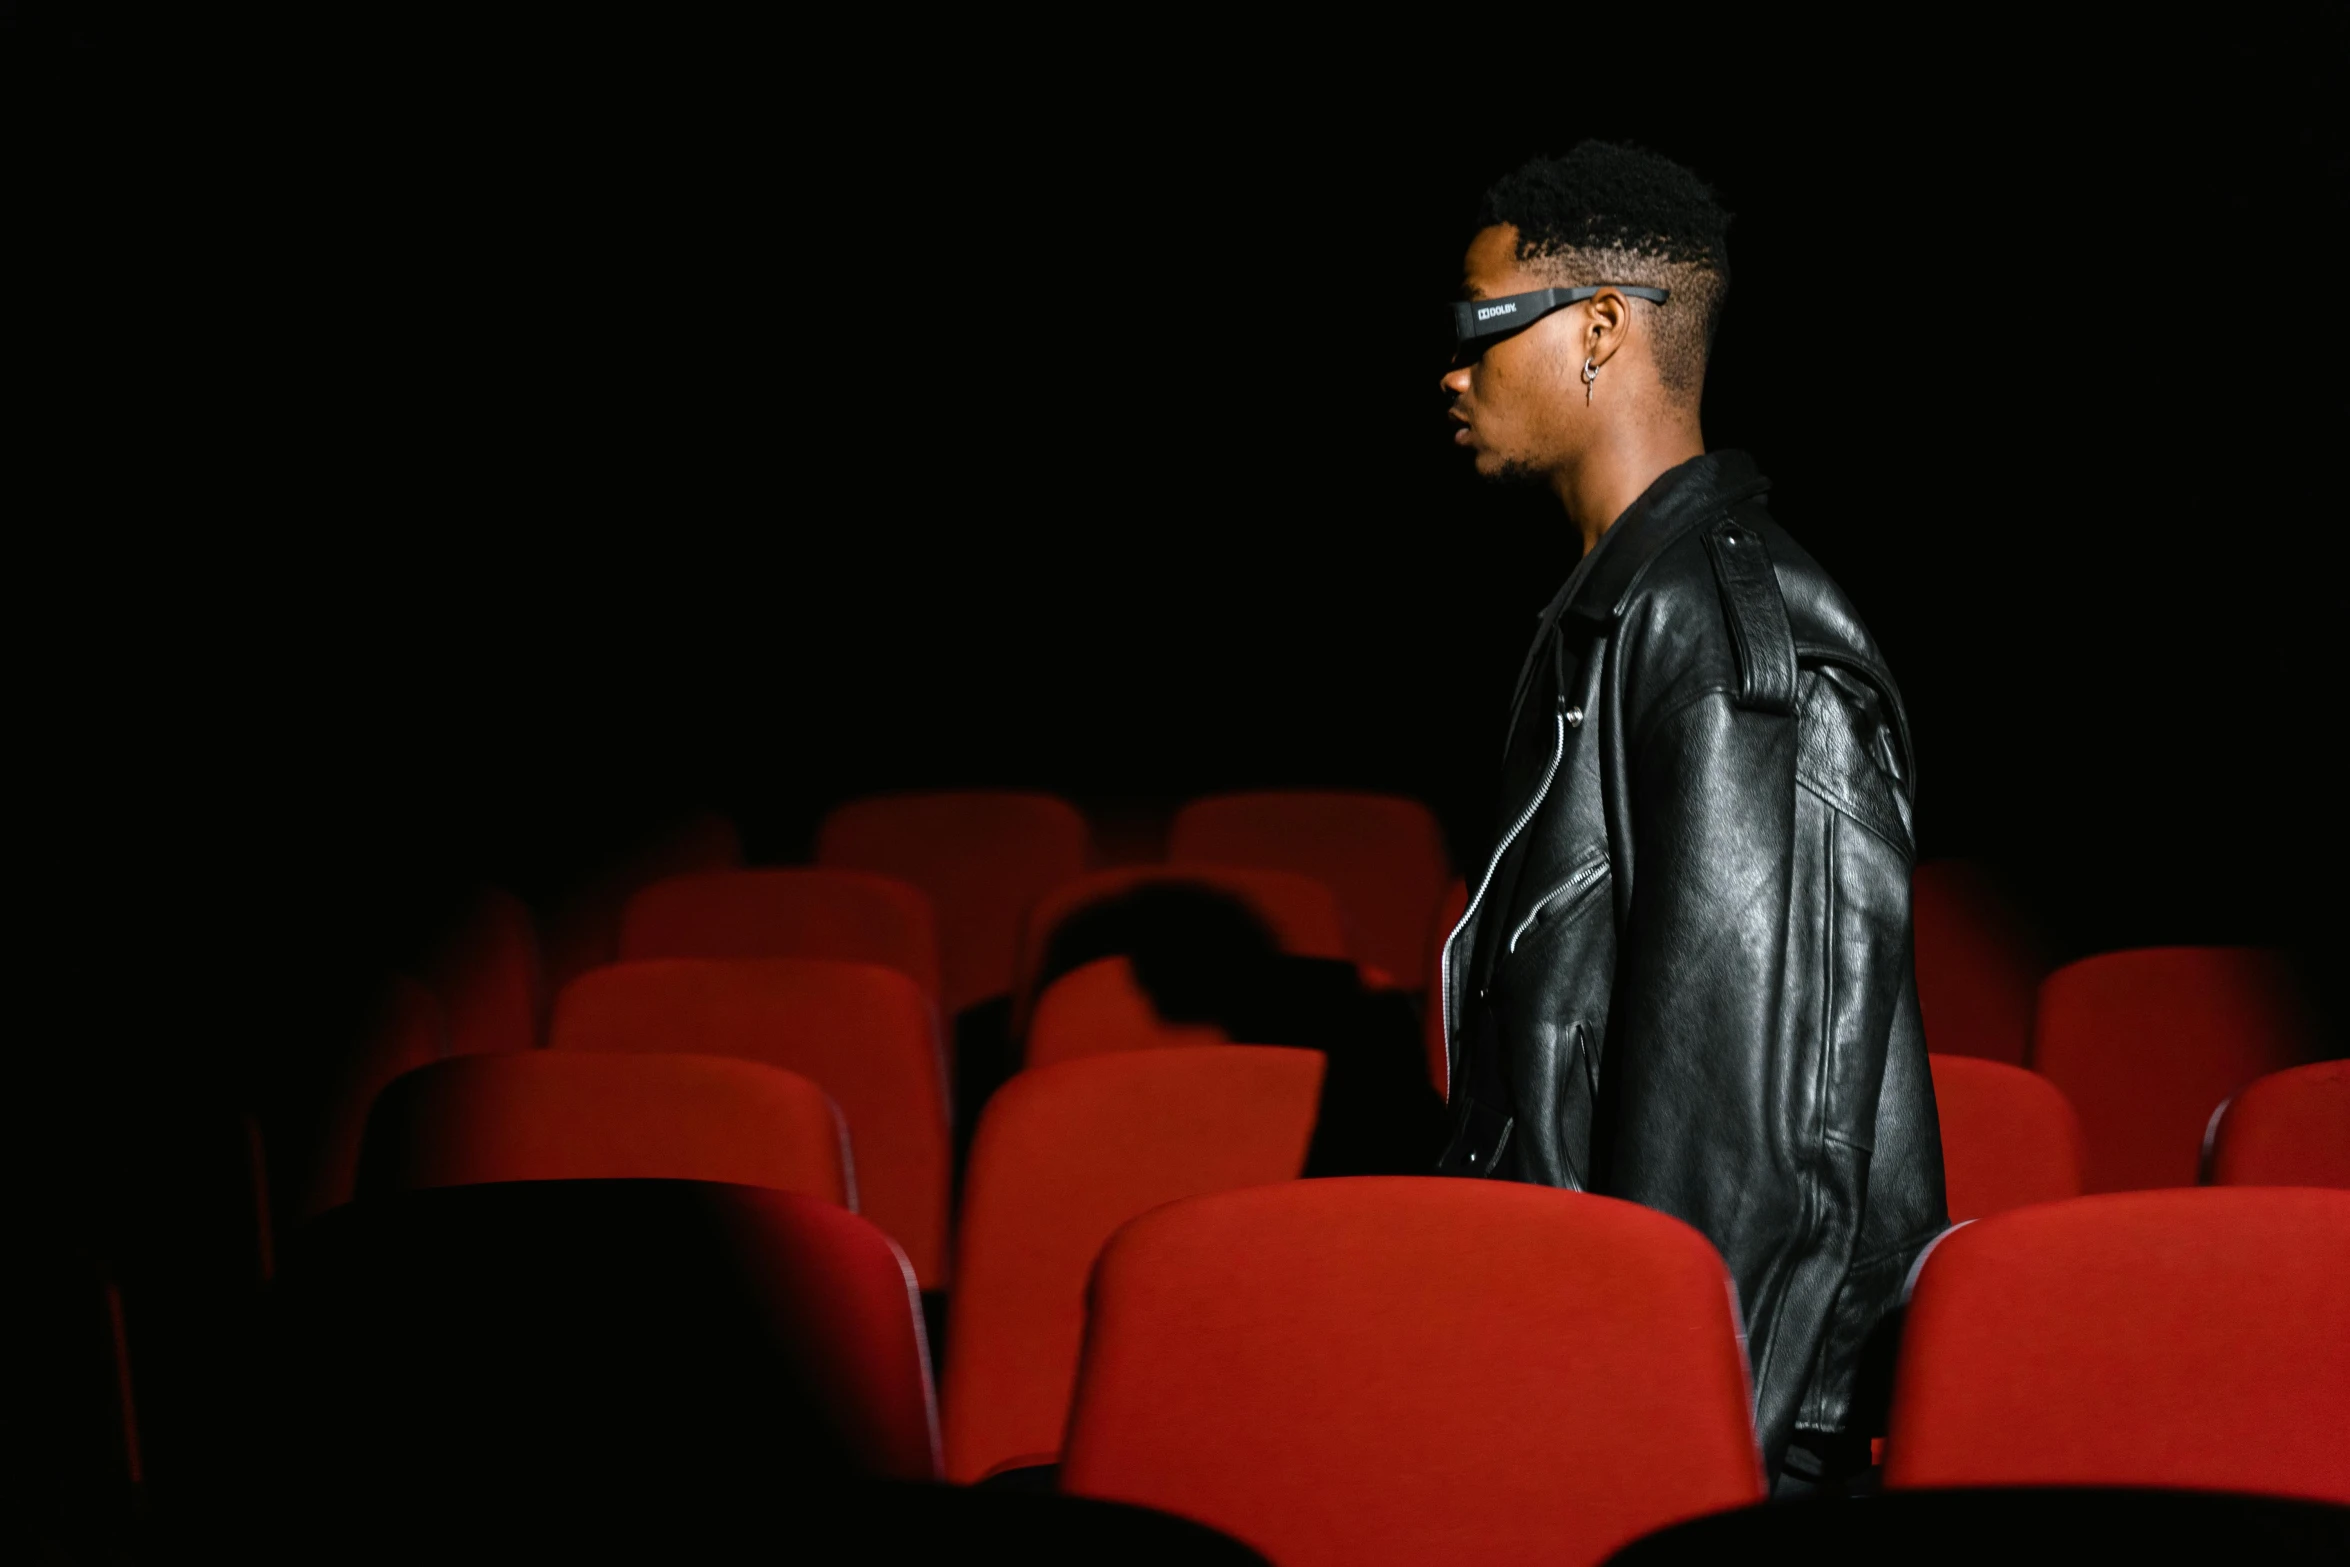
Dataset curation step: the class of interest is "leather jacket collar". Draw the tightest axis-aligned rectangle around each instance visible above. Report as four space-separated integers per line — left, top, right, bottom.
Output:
1507 450 1775 747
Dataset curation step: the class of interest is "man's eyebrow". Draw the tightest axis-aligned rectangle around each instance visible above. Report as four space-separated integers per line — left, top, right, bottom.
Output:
1460 281 1488 301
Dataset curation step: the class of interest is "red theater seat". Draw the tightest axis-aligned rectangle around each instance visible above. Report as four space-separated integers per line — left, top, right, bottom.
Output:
1884 1187 2350 1502
1424 877 1467 1098
817 792 1092 1017
354 1051 853 1207
1059 1179 1764 1567
1168 792 1452 991
305 978 448 1216
425 886 545 1057
1025 956 1230 1072
549 959 951 1286
2033 947 2318 1192
2206 1059 2350 1188
1911 861 2043 1066
1015 866 1350 1030
1928 1055 2084 1221
620 868 941 1007
942 1046 1323 1483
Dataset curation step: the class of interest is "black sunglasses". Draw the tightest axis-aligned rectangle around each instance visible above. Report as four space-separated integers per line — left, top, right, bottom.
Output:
1449 284 1669 362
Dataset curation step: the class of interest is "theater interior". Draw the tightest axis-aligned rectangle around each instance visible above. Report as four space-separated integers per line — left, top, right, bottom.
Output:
16 8 2349 1562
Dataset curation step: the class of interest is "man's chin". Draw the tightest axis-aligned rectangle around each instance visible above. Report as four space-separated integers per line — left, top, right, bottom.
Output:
1476 454 1548 490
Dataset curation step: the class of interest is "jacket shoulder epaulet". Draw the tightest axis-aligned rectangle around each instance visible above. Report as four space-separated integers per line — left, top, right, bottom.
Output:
1700 514 1797 715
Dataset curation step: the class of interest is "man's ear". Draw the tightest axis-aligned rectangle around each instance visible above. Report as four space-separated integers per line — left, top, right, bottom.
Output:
1584 288 1634 371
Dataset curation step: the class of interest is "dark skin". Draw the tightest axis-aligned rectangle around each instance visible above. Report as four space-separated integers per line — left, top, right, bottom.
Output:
1441 223 1705 557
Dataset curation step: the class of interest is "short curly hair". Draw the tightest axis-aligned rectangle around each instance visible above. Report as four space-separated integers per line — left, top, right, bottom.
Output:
1478 142 1731 402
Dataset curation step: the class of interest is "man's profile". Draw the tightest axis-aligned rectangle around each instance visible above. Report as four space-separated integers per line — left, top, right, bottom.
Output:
1437 142 1947 1493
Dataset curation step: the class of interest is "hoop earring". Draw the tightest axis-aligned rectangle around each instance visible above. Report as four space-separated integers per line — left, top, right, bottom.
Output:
1582 357 1598 404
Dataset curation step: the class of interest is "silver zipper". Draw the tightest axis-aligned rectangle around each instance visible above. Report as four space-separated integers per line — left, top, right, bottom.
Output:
1505 851 1610 954
1439 704 1568 1096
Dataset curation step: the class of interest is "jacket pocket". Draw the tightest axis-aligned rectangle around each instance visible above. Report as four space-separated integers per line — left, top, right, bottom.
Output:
1504 846 1611 957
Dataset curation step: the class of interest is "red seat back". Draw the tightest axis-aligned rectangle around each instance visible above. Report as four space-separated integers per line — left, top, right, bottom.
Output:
1060 1179 1764 1567
424 886 545 1057
1424 877 1468 1098
306 978 448 1216
1168 792 1451 990
1885 1188 2350 1501
1014 866 1350 1030
549 959 951 1286
818 791 1091 1016
1928 1055 2084 1221
942 1046 1323 1483
724 1190 941 1481
356 1051 852 1207
2207 1059 2350 1188
2033 947 2317 1191
1025 956 1229 1072
620 869 941 1008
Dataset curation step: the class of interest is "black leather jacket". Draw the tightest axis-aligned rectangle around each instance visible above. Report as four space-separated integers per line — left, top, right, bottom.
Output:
1440 450 1947 1477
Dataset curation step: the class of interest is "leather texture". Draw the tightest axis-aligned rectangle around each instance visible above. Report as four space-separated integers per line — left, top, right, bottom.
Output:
1441 450 1947 1479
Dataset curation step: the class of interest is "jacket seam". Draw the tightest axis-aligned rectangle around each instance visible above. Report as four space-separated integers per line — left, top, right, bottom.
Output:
1794 643 1915 783
1796 773 1910 856
1625 681 1740 758
1744 1154 1822 1429
1817 811 1838 1150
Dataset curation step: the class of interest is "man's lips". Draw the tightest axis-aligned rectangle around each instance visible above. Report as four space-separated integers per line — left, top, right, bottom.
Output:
1450 411 1474 447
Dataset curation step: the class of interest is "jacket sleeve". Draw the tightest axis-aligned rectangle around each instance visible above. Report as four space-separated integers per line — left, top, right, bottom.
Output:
1593 680 1877 1477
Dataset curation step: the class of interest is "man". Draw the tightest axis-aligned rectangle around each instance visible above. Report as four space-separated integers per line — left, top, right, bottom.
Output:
1436 142 1946 1492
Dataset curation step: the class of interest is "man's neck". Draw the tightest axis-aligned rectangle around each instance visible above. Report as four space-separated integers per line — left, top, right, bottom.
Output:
1552 420 1708 556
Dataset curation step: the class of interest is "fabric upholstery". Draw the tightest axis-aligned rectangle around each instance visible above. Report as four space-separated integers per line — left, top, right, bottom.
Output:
550 958 950 1285
1885 1187 2350 1501
942 1046 1322 1482
818 791 1091 1016
1060 1179 1764 1567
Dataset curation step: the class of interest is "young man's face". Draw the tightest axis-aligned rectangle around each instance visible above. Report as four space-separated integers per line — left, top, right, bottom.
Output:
1441 224 1589 483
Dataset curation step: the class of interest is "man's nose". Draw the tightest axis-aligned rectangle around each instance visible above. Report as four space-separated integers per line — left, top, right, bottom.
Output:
1441 365 1472 398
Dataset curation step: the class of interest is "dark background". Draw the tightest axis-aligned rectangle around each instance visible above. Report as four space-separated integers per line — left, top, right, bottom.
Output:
14 8 2346 1239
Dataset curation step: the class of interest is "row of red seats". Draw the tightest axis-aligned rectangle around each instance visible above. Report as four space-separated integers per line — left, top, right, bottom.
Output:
337 1035 2348 1491
242 792 2345 1561
357 808 2340 1259
286 1168 2350 1566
